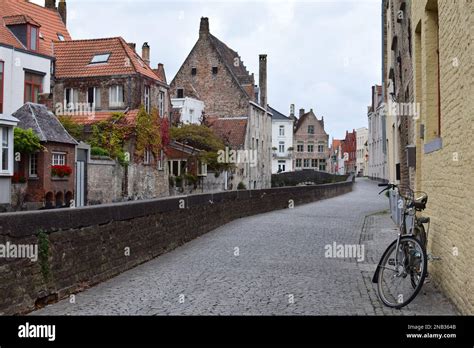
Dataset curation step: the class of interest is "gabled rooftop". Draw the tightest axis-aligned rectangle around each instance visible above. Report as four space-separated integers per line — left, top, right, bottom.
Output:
13 103 78 145
53 37 165 82
0 0 71 57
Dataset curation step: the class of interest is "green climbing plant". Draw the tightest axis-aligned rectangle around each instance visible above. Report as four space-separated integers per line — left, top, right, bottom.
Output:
13 128 43 154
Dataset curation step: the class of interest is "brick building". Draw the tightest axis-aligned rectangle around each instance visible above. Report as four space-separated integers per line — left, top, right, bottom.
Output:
52 37 171 201
0 0 71 206
13 103 77 208
170 18 271 189
383 0 473 314
293 108 329 172
342 129 356 174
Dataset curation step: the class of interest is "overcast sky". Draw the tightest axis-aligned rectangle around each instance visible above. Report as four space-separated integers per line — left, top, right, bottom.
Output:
33 0 382 140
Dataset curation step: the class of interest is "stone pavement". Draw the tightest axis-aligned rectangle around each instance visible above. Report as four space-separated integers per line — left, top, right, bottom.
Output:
33 179 458 315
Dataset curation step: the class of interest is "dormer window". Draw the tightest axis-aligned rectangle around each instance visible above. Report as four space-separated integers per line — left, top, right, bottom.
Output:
28 25 39 51
90 53 111 64
57 33 65 41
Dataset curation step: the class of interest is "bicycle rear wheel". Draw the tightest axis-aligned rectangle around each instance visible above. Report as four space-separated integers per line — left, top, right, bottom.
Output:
376 236 427 308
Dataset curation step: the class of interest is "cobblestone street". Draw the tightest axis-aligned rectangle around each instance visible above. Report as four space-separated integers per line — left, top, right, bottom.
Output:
34 179 458 315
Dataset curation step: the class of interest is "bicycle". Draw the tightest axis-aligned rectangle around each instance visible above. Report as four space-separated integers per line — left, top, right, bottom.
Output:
372 183 433 308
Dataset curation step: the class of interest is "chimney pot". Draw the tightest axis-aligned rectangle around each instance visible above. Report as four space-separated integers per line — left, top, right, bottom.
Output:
299 108 305 117
45 0 56 9
199 17 209 38
58 0 67 25
142 42 150 66
128 43 136 51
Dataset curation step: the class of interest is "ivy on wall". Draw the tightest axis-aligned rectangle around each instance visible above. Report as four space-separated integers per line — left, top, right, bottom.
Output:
134 106 162 161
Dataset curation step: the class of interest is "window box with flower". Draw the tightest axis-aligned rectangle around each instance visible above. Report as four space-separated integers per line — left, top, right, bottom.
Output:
51 165 72 179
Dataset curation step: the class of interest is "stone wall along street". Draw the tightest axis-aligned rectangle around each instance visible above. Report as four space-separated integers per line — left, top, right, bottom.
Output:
0 180 353 315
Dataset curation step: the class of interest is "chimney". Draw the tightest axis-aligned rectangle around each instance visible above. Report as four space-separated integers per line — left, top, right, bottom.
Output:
290 104 295 117
259 54 267 108
142 42 150 66
299 108 305 117
321 116 324 128
199 17 209 38
128 43 136 52
58 0 67 25
45 0 56 9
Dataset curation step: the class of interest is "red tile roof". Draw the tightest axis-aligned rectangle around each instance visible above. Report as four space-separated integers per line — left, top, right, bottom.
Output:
61 109 139 126
53 37 164 82
3 14 40 27
206 116 247 148
0 0 71 57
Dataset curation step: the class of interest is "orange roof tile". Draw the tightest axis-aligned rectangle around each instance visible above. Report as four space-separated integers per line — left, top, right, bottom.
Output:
206 116 247 148
53 37 164 82
0 0 71 57
61 109 139 126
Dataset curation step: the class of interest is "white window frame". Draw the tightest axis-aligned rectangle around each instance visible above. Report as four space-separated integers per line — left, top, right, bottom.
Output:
64 88 79 111
307 143 314 153
109 85 124 108
52 152 66 166
157 150 164 170
0 126 13 175
278 141 285 153
87 87 101 109
29 152 38 177
158 91 165 117
144 147 152 165
144 86 150 113
279 125 285 136
197 161 207 177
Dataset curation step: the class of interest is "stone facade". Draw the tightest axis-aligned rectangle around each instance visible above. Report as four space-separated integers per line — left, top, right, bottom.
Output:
87 157 169 205
293 109 329 172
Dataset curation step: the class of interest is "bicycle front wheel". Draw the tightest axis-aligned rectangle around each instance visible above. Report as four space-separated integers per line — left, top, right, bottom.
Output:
376 236 427 308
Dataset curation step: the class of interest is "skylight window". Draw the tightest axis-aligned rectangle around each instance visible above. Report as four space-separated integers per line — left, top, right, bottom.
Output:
57 33 65 41
90 53 111 64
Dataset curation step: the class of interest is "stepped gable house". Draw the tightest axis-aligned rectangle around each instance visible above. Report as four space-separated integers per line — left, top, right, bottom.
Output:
170 17 272 189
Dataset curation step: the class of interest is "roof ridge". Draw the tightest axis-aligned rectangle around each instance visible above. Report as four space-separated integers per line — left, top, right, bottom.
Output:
118 37 162 81
27 103 47 142
53 36 123 44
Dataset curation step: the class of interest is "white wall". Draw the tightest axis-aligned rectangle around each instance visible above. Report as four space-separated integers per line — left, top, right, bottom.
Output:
0 46 52 117
171 97 204 124
368 106 387 180
271 119 294 173
356 127 368 176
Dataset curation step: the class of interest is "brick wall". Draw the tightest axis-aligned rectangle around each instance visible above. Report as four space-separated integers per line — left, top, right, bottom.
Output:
0 180 353 315
411 0 473 315
169 36 250 118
